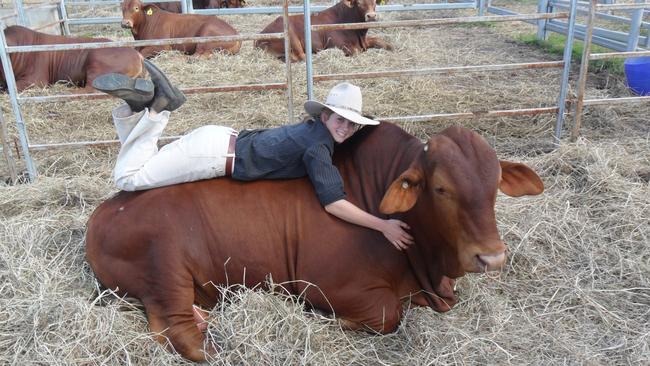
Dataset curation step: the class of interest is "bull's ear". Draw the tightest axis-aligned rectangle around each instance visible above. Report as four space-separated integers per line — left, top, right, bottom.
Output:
379 167 425 214
343 0 355 8
499 161 544 197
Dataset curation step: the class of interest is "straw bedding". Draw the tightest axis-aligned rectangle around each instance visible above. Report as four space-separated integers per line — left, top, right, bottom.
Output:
0 1 648 364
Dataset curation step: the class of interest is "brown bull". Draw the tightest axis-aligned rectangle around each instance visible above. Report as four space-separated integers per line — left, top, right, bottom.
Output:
152 0 244 13
255 0 393 62
120 0 241 58
86 124 543 361
0 26 144 92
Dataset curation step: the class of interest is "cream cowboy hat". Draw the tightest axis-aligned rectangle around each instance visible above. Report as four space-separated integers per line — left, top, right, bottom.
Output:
304 82 379 126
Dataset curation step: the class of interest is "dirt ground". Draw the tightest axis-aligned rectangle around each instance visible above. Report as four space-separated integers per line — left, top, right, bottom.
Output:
0 1 648 364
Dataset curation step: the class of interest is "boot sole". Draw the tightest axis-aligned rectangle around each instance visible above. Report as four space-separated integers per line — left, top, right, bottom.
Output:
93 74 154 97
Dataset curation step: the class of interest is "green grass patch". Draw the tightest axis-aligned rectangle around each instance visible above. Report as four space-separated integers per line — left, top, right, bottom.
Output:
516 33 626 75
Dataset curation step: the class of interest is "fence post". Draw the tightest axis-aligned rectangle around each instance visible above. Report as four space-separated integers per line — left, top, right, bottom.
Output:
187 0 195 14
304 0 314 101
537 0 550 41
571 0 597 141
12 0 28 26
0 23 37 180
554 0 578 142
59 0 71 36
0 108 18 183
282 0 293 123
478 0 485 16
626 0 644 51
181 0 188 14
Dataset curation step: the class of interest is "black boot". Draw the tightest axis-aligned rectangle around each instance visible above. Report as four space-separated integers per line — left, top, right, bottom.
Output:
92 73 154 112
143 59 186 113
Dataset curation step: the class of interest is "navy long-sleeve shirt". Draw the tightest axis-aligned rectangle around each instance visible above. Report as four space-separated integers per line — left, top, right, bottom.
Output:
232 118 346 206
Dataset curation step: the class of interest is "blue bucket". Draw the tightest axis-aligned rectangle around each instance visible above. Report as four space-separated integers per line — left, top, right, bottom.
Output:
624 56 650 96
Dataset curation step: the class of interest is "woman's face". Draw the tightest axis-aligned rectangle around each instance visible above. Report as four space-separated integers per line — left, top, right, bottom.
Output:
321 111 360 143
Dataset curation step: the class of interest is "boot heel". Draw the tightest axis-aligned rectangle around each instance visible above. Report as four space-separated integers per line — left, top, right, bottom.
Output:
134 78 153 94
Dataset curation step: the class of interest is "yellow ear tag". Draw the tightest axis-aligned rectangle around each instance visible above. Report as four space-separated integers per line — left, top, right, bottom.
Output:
378 0 385 4
146 8 153 15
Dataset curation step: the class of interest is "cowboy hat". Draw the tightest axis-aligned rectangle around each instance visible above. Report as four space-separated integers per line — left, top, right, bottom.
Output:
304 82 379 126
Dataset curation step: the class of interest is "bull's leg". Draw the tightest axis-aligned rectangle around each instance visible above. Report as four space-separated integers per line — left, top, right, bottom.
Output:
336 292 403 334
15 77 44 92
365 36 394 51
140 281 216 361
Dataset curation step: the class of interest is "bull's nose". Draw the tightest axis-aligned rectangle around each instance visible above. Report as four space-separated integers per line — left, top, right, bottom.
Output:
365 12 377 21
121 20 132 29
477 252 506 271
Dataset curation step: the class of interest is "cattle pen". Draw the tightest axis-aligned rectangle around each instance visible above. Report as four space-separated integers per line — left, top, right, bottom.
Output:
0 0 649 364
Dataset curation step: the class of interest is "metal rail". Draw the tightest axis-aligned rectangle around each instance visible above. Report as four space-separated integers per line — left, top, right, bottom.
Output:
5 33 284 53
382 107 560 123
313 61 565 81
589 50 650 59
311 12 569 32
596 2 650 11
550 0 650 29
582 96 650 106
18 83 288 104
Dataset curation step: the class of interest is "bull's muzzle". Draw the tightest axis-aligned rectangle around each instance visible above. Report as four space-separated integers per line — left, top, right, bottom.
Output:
121 19 133 29
365 12 377 21
476 252 506 272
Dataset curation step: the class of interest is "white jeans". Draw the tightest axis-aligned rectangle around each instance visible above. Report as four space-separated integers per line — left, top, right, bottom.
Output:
112 104 237 191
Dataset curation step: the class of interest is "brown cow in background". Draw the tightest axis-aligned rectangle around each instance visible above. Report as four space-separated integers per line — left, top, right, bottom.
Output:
86 124 544 361
255 0 393 62
152 0 244 13
0 26 144 92
120 0 241 58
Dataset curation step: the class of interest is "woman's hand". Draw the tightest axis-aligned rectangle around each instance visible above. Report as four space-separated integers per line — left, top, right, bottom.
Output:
324 199 415 251
381 219 414 251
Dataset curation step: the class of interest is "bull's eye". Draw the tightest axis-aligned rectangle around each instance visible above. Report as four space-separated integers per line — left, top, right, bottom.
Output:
401 181 409 189
434 187 445 194
134 6 139 11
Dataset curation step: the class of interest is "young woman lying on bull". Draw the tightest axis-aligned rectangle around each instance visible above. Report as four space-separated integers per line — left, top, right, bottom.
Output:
92 60 414 251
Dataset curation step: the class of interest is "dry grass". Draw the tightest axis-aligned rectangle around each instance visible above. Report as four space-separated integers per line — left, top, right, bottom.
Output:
1 2 649 365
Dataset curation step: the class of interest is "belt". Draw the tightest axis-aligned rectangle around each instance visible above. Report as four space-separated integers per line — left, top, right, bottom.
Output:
225 133 236 176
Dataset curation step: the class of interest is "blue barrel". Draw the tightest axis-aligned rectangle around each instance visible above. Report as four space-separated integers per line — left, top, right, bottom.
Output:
624 57 650 96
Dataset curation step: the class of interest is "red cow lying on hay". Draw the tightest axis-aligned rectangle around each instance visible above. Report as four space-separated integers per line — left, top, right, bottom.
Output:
255 0 393 62
120 0 241 58
152 0 244 13
0 26 144 92
86 124 544 361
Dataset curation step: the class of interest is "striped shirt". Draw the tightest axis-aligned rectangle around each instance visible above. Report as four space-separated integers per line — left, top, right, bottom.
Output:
232 118 346 206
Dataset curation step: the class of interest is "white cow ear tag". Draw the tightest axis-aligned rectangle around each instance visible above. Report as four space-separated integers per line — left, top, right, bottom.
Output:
424 144 428 152
146 8 153 15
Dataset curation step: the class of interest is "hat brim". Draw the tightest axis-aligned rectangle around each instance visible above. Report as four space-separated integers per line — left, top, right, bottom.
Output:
304 100 379 126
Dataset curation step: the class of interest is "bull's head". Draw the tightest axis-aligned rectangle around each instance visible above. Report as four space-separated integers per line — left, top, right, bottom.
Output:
120 0 147 31
379 127 544 277
343 0 378 22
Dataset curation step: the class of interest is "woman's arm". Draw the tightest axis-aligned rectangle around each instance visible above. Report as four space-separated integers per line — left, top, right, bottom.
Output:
324 199 414 251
